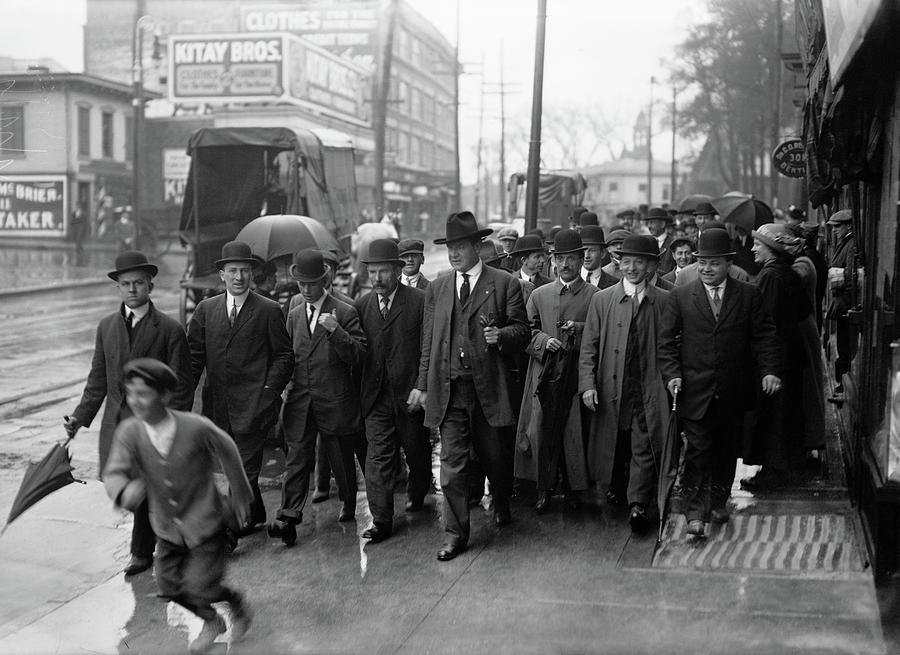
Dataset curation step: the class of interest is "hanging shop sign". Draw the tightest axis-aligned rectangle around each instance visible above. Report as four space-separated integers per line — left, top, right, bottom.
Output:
0 176 67 237
772 139 806 179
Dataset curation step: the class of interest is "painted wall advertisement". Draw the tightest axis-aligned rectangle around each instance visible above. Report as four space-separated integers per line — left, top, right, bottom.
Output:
0 176 67 237
163 148 191 206
169 32 369 125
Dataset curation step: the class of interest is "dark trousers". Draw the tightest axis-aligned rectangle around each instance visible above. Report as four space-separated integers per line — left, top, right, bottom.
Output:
626 403 656 507
131 499 156 558
278 410 367 523
230 430 267 525
439 378 513 546
364 388 432 528
154 530 241 622
834 318 856 381
681 401 740 522
315 435 332 492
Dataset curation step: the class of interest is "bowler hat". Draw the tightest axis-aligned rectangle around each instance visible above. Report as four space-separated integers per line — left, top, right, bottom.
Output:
616 209 636 219
580 211 599 228
570 206 587 221
752 223 803 258
362 238 405 266
433 211 493 245
480 239 505 265
645 207 673 223
699 219 727 232
319 249 341 268
107 250 158 281
693 228 735 257
290 249 327 283
123 357 178 392
606 229 631 246
827 209 852 225
580 225 606 246
693 202 717 216
397 238 425 256
215 241 258 269
550 229 585 255
496 227 519 242
509 234 546 256
618 234 659 258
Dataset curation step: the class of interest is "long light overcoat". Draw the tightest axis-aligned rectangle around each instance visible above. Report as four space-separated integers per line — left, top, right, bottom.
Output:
578 282 670 489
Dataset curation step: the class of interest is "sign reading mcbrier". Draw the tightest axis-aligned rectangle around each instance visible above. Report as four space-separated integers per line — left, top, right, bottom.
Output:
0 178 66 235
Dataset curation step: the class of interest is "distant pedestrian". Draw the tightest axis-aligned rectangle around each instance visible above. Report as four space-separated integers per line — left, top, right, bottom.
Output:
643 208 676 275
398 239 431 289
510 234 552 287
580 226 617 289
601 229 630 279
103 358 254 654
65 250 193 576
661 237 695 285
70 201 87 261
825 210 856 396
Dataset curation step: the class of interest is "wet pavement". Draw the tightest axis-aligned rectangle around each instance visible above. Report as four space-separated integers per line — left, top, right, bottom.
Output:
0 244 891 654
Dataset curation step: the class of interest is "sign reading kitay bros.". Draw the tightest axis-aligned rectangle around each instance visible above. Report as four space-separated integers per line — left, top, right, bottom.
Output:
0 177 66 236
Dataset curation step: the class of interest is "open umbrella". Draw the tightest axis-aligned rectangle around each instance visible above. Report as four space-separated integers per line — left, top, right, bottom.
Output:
3 437 84 534
657 389 681 541
235 214 340 263
677 194 712 214
711 195 774 233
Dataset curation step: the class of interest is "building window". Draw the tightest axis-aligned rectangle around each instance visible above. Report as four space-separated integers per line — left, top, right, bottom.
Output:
101 111 114 158
398 132 408 164
662 183 670 202
411 88 421 120
398 81 408 116
77 105 91 157
0 105 25 155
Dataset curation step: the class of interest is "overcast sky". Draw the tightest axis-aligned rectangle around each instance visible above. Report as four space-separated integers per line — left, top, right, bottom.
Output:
0 0 705 181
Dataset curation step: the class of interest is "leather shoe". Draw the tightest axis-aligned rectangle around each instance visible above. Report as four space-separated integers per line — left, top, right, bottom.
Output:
230 596 253 642
312 489 329 503
123 555 153 576
740 467 788 492
534 491 551 514
606 490 627 507
267 519 297 547
710 507 730 524
405 498 425 512
686 519 706 537
338 503 355 522
437 543 466 561
494 507 512 527
362 524 392 543
189 614 225 653
628 504 650 533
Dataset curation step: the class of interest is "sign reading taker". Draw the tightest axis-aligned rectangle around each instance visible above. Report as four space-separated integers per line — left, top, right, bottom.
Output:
772 139 806 179
0 177 66 236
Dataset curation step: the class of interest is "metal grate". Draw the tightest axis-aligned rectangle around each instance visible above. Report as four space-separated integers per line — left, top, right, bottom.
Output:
653 513 865 572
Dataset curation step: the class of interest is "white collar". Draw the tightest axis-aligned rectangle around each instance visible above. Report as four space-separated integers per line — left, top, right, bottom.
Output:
702 278 727 296
226 289 250 309
622 278 647 301
124 302 150 320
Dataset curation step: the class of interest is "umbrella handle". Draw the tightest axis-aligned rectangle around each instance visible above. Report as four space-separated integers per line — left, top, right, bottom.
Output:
671 387 678 412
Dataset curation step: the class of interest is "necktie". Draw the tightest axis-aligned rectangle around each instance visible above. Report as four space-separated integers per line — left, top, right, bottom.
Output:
560 284 569 296
228 303 236 327
380 295 389 319
125 311 134 339
712 286 721 318
460 272 470 304
307 303 315 334
632 292 640 317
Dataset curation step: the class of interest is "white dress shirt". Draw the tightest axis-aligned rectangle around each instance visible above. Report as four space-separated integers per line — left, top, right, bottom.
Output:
143 410 177 457
582 266 602 286
226 289 250 319
622 278 647 304
305 291 329 333
378 287 399 314
401 273 421 287
124 301 150 327
702 278 727 302
456 259 484 299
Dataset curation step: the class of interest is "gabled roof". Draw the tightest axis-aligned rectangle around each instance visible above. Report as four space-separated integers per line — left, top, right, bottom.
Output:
581 157 672 177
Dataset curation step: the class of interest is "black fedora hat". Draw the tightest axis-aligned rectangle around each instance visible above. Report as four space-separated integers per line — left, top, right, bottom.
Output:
580 225 606 247
397 238 425 256
290 248 327 283
215 241 258 269
550 229 585 255
694 228 735 257
616 209 636 219
433 210 493 245
618 234 659 258
693 202 717 216
107 250 158 281
579 211 599 228
362 238 405 266
123 357 179 392
644 207 673 223
509 234 546 256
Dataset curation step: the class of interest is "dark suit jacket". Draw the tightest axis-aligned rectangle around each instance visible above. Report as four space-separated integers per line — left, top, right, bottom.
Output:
661 268 677 284
654 274 675 291
188 291 294 435
355 284 425 417
413 275 430 290
73 301 193 472
286 286 353 316
284 293 366 435
416 265 530 428
584 269 619 290
658 278 781 420
529 271 553 288
658 235 676 274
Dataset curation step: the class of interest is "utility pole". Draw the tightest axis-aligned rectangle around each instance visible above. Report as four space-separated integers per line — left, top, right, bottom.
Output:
474 59 485 217
647 76 655 207
453 0 462 212
374 0 398 223
524 0 548 233
499 44 507 220
670 83 677 206
771 0 783 205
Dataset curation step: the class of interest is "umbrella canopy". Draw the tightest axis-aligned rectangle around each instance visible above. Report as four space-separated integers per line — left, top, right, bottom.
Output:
711 195 774 233
677 194 712 213
3 439 82 534
235 214 340 263
657 390 681 541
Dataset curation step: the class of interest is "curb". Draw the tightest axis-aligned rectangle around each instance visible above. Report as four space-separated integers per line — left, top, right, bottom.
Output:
0 277 109 299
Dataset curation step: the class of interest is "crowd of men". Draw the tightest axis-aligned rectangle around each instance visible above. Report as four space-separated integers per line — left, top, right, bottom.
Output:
63 201 849 652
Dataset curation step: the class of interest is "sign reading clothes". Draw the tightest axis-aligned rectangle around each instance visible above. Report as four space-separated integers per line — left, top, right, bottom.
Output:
0 176 66 237
169 32 369 125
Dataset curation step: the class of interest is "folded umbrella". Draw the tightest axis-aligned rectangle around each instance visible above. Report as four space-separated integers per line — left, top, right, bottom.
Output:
3 437 84 534
235 214 340 263
657 389 681 541
711 195 774 233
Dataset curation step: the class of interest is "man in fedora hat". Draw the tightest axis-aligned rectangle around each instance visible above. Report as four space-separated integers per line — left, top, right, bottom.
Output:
515 230 598 513
692 202 718 229
268 249 367 546
408 210 529 561
580 226 617 289
65 250 194 576
643 207 676 275
601 228 630 280
674 221 751 287
580 235 671 531
658 228 781 537
397 238 430 289
825 209 856 395
353 239 431 543
510 234 552 288
187 241 294 543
